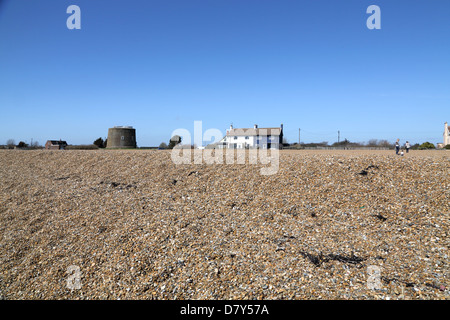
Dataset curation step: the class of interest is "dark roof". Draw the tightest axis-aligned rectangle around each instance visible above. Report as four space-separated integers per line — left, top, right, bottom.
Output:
226 127 282 137
47 140 68 145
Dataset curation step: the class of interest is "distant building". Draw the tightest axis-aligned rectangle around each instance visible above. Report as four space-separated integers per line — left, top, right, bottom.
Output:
444 122 450 146
45 140 68 150
106 126 137 148
217 124 284 149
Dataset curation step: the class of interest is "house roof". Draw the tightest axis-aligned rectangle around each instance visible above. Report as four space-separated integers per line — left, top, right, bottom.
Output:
47 140 68 145
226 127 282 137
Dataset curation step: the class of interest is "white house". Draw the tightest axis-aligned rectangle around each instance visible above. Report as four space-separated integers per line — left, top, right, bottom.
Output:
217 124 284 149
444 122 450 146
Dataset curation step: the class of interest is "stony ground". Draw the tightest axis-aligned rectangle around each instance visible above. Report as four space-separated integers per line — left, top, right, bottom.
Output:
0 149 448 300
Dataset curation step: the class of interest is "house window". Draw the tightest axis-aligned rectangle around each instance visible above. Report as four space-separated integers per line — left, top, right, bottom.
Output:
234 136 237 140
223 137 227 142
245 136 249 140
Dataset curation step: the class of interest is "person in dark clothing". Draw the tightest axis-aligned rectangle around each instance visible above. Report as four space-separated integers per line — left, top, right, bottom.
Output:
395 139 400 155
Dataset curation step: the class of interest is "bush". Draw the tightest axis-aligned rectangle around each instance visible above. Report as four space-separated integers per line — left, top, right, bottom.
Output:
331 139 364 148
30 141 41 149
17 141 28 148
93 137 106 148
332 139 370 148
377 140 393 148
65 144 99 150
444 144 450 150
302 141 329 148
6 139 15 149
418 142 435 150
168 135 182 149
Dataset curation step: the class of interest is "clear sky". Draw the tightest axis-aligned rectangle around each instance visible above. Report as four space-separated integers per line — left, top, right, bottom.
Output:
0 0 449 147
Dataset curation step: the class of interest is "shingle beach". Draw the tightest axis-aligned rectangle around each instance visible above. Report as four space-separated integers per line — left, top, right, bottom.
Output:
0 149 448 299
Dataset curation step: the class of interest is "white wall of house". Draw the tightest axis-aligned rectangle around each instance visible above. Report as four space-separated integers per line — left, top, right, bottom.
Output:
222 135 280 149
216 124 283 149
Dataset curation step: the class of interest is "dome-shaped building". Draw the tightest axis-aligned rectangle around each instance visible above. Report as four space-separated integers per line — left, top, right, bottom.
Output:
106 126 137 148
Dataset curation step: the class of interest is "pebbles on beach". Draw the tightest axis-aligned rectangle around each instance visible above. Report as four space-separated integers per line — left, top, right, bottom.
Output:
0 149 448 300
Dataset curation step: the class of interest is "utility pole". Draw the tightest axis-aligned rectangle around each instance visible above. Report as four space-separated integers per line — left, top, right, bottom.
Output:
299 128 301 145
338 130 340 143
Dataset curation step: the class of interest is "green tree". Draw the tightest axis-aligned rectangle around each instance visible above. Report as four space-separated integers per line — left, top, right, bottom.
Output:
418 142 435 150
93 137 106 148
30 140 40 148
377 140 393 148
366 139 379 147
17 141 28 148
168 135 182 149
6 139 15 149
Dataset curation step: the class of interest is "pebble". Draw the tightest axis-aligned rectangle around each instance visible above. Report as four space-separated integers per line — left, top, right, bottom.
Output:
0 149 448 300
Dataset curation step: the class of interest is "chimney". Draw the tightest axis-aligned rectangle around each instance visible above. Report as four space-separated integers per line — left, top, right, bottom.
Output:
230 124 233 130
280 123 283 132
254 124 258 129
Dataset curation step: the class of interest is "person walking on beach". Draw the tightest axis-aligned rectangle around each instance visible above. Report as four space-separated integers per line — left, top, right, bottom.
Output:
405 141 410 153
395 139 400 155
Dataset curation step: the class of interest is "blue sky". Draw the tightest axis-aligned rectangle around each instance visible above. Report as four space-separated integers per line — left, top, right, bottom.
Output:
0 0 449 146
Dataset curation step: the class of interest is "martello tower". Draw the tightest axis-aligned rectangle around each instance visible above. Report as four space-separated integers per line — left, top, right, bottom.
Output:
106 126 137 148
